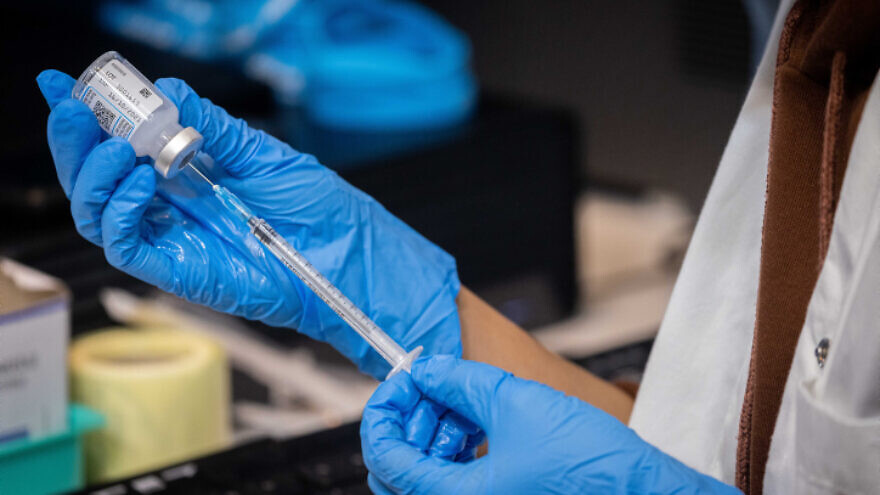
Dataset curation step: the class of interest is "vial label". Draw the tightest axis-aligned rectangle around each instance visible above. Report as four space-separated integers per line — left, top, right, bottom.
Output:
80 59 162 139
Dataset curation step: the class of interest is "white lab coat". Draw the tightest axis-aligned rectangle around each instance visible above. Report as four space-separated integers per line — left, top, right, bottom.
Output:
629 0 880 493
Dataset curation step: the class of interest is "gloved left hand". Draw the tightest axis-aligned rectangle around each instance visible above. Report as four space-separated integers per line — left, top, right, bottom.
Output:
36 69 461 379
361 355 741 494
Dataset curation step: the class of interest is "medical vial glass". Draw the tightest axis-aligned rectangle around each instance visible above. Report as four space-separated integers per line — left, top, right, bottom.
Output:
72 51 203 178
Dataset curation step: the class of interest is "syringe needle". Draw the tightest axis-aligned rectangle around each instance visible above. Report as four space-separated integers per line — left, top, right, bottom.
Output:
188 162 215 187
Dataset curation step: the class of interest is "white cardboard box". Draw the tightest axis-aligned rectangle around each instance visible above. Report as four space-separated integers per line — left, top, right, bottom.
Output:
0 258 69 444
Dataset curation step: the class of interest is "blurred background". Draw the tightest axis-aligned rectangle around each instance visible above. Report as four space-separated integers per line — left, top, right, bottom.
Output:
0 0 774 493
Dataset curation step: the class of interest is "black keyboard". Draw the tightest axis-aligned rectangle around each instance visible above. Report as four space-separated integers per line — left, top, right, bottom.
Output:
73 423 370 495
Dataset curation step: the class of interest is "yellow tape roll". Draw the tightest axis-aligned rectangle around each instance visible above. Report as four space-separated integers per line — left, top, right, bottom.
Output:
69 327 230 483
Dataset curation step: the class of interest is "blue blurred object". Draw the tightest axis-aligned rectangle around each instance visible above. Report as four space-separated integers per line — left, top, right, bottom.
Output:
99 0 477 131
98 0 276 60
248 0 476 131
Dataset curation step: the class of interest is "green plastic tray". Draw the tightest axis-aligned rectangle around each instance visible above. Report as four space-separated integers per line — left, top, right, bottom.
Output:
0 405 104 495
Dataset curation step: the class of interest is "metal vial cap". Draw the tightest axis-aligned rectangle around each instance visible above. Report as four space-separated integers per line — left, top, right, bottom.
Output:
155 127 204 178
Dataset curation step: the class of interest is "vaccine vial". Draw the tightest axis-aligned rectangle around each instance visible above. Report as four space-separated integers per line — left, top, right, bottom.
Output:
72 51 203 178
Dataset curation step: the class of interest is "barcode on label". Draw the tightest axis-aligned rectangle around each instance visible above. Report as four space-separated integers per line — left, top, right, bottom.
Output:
139 87 153 99
115 119 133 137
92 100 117 132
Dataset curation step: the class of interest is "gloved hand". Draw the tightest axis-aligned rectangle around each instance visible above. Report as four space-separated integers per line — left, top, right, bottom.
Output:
361 356 741 494
36 69 461 379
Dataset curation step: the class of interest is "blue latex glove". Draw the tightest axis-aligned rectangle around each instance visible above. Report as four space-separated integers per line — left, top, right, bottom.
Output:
401 393 485 462
361 356 742 494
36 69 462 379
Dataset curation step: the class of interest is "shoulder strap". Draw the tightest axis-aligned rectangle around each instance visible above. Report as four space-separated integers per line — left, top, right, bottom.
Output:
736 1 880 493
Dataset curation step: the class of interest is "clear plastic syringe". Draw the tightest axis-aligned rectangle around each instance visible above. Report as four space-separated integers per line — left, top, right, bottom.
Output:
189 165 423 378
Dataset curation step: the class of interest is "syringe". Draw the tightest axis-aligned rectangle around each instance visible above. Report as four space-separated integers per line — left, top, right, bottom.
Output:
188 164 423 378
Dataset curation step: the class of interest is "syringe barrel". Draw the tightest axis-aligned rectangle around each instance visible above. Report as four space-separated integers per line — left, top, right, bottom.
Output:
247 217 410 368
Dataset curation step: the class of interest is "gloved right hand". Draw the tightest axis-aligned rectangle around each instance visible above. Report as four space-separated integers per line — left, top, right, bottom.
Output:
36 69 462 379
361 355 741 494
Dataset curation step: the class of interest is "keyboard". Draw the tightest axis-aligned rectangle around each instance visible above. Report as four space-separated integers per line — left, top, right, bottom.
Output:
73 423 370 495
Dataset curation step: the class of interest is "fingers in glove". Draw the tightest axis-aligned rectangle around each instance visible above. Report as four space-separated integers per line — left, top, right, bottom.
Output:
37 69 76 109
405 398 444 452
360 372 476 493
410 355 512 434
46 99 103 197
154 77 318 179
101 164 174 290
70 137 137 245
428 409 481 460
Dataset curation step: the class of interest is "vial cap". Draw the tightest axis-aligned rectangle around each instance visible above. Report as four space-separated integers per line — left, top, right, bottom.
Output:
155 127 204 178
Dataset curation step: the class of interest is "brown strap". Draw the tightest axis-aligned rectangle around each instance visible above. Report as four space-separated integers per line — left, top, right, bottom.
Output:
735 1 880 493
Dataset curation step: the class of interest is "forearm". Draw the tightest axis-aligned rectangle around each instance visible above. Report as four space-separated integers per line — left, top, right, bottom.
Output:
458 286 635 423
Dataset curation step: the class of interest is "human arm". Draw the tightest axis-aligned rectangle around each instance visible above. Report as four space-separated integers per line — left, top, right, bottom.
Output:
458 286 635 423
